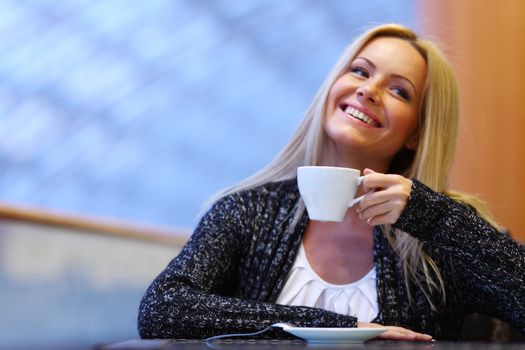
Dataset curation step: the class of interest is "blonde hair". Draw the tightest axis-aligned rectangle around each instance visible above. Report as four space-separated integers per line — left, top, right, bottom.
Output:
209 24 499 309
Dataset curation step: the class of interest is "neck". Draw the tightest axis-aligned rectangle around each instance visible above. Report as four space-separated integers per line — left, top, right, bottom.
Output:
320 140 391 173
308 205 373 237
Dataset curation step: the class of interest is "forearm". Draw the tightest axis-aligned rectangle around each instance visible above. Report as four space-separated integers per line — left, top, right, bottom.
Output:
393 180 525 327
393 180 524 265
138 281 357 339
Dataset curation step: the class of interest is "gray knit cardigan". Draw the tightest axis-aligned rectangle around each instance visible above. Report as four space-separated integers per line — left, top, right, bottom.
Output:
138 179 525 340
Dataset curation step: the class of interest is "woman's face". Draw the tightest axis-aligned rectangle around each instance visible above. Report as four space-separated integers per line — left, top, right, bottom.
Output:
323 36 427 168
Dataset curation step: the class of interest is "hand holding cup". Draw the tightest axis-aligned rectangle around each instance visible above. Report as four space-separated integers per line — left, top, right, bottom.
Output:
356 168 413 225
297 167 413 225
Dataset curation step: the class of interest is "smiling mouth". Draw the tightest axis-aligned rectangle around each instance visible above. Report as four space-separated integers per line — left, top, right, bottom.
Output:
339 104 381 128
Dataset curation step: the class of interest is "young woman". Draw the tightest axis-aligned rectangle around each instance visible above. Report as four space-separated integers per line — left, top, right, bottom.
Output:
138 23 525 341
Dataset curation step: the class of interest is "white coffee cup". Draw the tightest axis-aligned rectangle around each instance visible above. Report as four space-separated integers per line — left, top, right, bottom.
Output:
297 166 364 222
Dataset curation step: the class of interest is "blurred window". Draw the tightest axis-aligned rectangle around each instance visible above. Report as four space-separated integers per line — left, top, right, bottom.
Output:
0 0 415 228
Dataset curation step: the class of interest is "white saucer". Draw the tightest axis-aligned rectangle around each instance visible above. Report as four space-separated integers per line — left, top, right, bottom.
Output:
282 327 387 344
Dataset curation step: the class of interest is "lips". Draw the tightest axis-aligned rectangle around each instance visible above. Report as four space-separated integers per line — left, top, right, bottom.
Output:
339 103 382 128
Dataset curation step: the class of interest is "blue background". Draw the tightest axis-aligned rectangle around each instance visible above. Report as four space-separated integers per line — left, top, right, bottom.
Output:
0 0 415 229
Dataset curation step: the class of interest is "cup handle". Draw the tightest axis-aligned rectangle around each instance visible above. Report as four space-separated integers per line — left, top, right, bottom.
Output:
348 176 365 207
348 194 365 208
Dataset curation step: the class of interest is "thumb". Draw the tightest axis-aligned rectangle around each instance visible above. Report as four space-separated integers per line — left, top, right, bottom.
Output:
361 168 378 193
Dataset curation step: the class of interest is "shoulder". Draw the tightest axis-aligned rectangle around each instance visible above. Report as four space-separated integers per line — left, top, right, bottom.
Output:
225 178 299 205
206 178 300 218
243 178 299 196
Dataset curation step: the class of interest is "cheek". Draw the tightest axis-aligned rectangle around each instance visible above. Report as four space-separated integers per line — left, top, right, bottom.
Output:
322 107 345 142
326 83 341 109
327 77 353 106
391 104 419 133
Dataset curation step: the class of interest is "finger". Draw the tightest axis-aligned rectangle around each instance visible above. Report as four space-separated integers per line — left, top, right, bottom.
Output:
363 168 376 176
366 211 400 226
358 187 397 209
378 331 432 341
396 328 433 341
361 173 410 193
358 322 433 342
414 333 434 341
357 187 405 214
358 200 390 221
377 330 416 340
359 197 406 220
360 173 385 193
376 328 432 341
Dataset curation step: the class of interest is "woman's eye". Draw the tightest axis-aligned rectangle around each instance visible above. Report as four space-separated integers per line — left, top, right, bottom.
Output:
350 66 369 78
392 87 410 100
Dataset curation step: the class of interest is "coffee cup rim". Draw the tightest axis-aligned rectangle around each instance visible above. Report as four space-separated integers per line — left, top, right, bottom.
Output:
298 166 361 174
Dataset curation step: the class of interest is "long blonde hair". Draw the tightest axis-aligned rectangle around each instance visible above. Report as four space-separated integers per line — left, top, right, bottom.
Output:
209 24 499 309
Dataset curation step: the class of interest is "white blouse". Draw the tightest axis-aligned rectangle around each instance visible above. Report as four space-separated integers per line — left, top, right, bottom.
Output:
275 242 378 322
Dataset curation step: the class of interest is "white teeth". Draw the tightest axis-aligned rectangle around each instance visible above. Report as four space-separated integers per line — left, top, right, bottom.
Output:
344 106 377 127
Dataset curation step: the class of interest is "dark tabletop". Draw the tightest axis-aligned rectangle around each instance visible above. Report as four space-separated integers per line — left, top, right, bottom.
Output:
99 339 525 350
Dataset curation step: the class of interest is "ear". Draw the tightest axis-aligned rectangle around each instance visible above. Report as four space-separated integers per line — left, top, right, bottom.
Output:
405 132 419 151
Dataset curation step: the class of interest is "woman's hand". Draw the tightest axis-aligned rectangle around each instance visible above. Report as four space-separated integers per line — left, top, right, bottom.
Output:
358 321 433 341
357 168 413 226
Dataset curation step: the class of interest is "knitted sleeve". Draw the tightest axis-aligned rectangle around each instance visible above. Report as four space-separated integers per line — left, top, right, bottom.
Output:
138 191 357 339
393 180 525 331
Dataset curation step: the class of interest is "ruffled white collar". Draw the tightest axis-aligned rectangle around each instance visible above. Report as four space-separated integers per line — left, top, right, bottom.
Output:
275 242 378 322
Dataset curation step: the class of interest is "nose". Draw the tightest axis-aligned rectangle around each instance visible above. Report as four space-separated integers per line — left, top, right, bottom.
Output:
356 82 381 105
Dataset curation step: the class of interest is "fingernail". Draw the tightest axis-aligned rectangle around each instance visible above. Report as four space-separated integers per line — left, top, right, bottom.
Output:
422 334 433 341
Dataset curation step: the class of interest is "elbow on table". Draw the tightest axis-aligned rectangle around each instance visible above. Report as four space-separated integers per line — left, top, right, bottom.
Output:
137 300 161 339
137 296 189 339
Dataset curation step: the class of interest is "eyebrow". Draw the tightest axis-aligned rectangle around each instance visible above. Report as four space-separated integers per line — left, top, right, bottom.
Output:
354 56 418 94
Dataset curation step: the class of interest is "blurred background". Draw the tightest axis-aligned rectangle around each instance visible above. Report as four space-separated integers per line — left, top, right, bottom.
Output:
0 0 524 348
0 0 415 229
0 0 416 348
